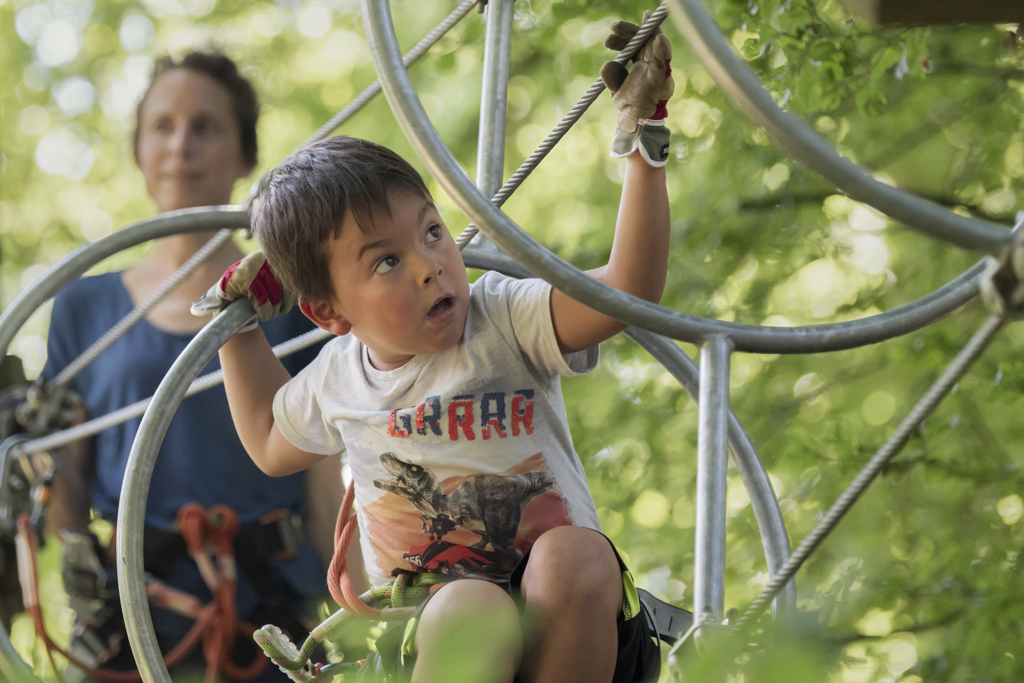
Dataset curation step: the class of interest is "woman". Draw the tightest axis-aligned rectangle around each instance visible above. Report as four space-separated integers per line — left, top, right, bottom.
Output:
43 52 341 680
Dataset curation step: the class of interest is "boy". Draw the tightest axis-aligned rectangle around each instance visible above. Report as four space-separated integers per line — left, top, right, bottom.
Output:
209 16 673 683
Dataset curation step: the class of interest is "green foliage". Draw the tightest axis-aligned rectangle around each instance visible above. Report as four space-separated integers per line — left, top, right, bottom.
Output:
2 0 1024 681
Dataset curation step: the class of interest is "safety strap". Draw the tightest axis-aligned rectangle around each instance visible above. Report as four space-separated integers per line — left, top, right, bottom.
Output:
15 507 269 683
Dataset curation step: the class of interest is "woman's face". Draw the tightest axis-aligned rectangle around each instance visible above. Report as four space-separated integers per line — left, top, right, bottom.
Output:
135 68 254 213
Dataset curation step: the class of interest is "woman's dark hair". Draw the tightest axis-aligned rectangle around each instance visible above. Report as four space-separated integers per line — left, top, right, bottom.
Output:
133 50 259 167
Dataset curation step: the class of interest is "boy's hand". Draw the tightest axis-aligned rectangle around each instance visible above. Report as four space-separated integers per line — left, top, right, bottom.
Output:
600 11 674 167
191 251 296 330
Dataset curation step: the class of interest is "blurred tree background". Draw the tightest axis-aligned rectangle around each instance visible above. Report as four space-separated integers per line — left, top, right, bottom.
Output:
2 0 1024 680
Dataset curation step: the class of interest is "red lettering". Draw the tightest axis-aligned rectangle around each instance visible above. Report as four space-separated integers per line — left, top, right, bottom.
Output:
511 390 535 436
447 396 476 441
388 410 410 438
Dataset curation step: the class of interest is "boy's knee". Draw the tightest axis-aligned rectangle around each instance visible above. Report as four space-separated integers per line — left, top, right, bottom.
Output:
520 527 622 614
413 579 522 682
415 579 521 650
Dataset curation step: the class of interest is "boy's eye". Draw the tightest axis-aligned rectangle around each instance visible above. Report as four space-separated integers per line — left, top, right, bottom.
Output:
426 225 442 242
375 255 399 274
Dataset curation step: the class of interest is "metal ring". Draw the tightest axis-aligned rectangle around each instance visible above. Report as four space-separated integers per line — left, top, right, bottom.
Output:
361 0 985 354
464 249 796 617
0 207 248 360
667 0 1011 254
116 301 256 683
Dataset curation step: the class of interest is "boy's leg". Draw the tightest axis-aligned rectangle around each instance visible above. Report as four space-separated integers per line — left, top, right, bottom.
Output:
516 526 625 683
412 578 522 683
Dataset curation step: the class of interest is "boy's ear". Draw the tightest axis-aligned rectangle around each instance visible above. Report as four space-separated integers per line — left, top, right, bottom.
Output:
299 299 352 337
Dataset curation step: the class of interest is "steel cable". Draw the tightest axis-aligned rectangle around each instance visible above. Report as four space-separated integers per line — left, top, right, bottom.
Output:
732 314 1006 629
305 0 479 148
455 2 670 248
51 229 234 389
20 328 332 455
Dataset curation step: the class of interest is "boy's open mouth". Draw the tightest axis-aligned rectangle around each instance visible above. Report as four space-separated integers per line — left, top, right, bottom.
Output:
427 296 454 319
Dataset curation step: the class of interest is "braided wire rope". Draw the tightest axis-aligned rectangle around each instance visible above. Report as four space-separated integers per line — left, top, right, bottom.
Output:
45 0 478 394
454 2 669 248
19 327 331 455
50 229 234 389
305 0 479 147
726 314 1006 632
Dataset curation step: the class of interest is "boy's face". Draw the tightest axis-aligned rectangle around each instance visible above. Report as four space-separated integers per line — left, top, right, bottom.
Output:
307 190 471 370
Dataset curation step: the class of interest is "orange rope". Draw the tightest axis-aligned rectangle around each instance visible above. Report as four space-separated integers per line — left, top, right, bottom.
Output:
177 504 267 683
15 509 268 683
17 514 212 683
326 481 384 620
325 482 449 622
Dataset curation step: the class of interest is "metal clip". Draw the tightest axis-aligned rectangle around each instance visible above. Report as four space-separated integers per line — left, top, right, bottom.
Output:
15 379 81 437
980 219 1024 319
260 508 304 560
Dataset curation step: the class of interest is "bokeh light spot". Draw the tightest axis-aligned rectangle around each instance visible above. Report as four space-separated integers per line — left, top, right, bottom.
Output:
53 76 96 117
997 494 1023 525
632 489 670 529
80 208 114 242
861 391 895 426
20 105 50 136
36 18 82 67
119 14 155 51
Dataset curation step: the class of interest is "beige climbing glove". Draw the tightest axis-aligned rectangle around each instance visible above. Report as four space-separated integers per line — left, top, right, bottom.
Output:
600 10 674 167
190 251 296 331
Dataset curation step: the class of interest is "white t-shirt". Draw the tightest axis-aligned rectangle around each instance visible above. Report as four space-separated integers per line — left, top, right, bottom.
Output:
274 272 602 586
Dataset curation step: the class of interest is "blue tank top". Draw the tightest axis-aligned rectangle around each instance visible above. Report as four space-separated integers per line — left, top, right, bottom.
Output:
43 271 327 608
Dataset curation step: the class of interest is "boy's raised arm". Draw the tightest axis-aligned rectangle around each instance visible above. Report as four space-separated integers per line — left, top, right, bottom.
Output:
195 252 327 476
551 13 673 354
219 329 326 476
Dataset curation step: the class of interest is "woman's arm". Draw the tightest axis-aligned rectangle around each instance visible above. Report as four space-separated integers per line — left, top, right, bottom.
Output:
46 406 94 535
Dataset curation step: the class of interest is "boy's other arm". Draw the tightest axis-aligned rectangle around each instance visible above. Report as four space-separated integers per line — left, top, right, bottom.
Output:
219 328 327 476
550 151 670 354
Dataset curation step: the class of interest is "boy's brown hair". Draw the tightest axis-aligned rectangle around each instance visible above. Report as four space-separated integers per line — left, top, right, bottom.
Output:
252 136 431 302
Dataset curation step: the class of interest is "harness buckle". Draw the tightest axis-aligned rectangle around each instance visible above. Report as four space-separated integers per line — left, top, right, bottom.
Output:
259 508 304 560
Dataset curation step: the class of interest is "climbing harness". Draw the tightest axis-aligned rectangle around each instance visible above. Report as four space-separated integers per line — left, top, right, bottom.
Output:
15 505 272 683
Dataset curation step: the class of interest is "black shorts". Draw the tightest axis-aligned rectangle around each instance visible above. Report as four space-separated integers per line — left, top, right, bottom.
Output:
373 533 660 683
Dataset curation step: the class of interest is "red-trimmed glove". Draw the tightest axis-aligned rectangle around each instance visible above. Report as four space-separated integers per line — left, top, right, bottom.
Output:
600 10 674 167
190 251 295 331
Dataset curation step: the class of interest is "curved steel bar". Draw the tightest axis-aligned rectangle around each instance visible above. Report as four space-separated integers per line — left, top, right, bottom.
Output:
0 206 248 360
667 0 1010 253
116 301 255 683
362 0 985 354
462 248 797 617
625 327 796 618
477 0 515 199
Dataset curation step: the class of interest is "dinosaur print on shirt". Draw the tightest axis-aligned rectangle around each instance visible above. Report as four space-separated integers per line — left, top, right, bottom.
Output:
365 452 574 578
273 272 602 586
